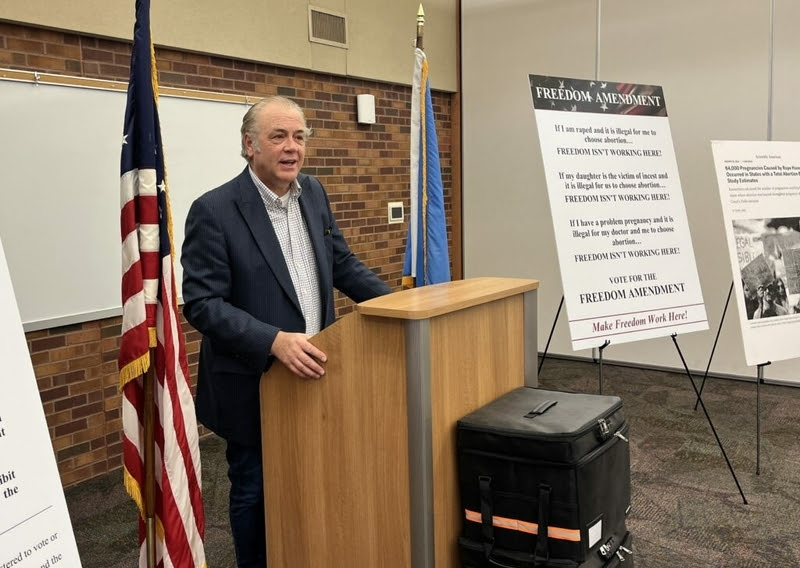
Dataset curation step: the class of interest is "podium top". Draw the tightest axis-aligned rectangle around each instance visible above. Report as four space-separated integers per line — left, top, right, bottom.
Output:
357 277 538 320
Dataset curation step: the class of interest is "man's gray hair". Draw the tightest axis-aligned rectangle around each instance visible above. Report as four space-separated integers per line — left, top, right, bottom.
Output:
240 96 311 160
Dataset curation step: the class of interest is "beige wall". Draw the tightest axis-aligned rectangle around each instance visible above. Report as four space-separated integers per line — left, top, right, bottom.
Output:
462 0 800 383
0 0 458 91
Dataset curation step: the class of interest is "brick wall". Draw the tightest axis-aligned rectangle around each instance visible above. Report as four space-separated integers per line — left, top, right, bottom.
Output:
1 21 455 487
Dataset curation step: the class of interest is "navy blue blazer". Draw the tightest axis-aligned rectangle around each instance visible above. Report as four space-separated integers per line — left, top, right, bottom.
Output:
181 167 391 446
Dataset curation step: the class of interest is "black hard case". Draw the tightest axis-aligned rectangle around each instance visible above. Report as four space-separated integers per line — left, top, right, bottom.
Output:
456 387 632 567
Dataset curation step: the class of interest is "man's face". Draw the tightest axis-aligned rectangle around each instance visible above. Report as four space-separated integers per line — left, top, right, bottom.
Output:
244 102 307 195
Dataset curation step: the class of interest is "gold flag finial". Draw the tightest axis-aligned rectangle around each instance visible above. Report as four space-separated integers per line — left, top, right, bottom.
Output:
416 4 425 50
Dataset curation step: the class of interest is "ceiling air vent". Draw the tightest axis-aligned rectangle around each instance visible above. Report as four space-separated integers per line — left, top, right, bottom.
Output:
308 6 348 48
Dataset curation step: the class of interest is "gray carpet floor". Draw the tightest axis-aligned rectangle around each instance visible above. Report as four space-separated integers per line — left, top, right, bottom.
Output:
65 357 800 567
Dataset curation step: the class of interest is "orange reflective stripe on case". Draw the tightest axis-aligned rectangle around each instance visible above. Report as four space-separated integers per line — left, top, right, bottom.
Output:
464 508 581 542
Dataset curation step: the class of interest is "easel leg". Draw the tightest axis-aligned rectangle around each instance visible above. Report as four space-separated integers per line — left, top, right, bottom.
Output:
538 295 564 375
695 281 734 411
597 340 610 394
671 334 748 504
756 362 770 475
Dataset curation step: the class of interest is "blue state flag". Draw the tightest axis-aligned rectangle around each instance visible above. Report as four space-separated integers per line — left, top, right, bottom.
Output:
402 47 450 288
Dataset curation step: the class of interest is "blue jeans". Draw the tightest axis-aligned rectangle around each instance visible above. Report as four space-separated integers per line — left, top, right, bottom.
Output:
226 441 267 568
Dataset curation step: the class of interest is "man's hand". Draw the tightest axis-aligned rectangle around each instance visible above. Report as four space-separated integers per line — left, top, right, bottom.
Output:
270 331 327 379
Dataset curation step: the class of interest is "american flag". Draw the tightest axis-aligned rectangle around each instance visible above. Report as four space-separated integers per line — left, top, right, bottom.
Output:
119 1 206 566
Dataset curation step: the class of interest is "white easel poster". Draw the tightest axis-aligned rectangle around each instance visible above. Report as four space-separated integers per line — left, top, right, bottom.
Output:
711 140 800 366
529 74 708 350
0 237 82 567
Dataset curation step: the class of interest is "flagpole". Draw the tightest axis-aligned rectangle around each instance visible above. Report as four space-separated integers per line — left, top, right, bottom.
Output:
416 6 426 284
144 350 156 568
416 4 425 50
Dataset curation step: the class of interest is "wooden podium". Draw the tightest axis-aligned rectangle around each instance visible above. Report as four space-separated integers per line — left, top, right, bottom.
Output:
260 277 539 567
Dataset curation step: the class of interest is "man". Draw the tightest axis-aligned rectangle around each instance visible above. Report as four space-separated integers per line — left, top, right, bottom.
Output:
753 282 788 318
742 279 759 320
181 96 392 568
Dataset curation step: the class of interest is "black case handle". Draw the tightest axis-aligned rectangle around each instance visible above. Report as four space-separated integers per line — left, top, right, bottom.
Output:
533 484 551 565
524 400 557 419
477 476 553 568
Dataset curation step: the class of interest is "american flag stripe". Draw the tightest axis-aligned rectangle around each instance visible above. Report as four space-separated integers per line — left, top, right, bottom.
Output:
156 257 205 565
120 274 158 317
138 225 161 251
152 408 195 567
120 291 147 332
122 380 145 505
121 230 142 271
148 390 198 567
143 277 159 304
119 0 206 566
121 168 158 200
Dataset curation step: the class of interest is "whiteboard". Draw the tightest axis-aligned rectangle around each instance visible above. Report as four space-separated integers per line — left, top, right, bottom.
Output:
0 78 249 330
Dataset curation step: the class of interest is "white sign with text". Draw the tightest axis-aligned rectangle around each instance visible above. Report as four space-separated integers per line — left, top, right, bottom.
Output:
711 140 800 366
0 237 82 567
530 75 707 349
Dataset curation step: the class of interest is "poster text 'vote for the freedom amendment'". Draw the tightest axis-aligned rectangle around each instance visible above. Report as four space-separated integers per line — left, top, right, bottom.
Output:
530 75 707 350
0 237 82 568
712 140 800 366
